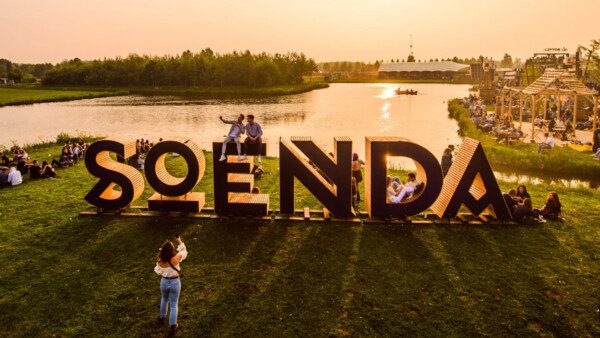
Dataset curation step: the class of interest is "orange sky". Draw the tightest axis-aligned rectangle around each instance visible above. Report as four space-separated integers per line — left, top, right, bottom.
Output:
1 0 598 64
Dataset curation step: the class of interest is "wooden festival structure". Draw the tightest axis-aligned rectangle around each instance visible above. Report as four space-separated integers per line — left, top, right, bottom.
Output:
498 69 598 141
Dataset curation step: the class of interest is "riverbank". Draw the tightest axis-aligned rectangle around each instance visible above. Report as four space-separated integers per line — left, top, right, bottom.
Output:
0 83 329 106
447 99 600 180
1 141 599 336
0 87 126 107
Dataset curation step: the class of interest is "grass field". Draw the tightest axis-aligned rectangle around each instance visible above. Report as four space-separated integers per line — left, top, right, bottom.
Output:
448 99 600 180
0 87 124 106
1 142 599 336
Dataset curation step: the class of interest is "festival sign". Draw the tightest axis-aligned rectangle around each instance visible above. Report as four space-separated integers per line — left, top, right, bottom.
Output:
83 136 510 221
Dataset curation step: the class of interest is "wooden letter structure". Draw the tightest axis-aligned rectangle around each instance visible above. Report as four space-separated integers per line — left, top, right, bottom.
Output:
84 138 144 210
365 137 443 219
431 137 511 219
212 140 269 216
146 138 206 213
279 136 353 217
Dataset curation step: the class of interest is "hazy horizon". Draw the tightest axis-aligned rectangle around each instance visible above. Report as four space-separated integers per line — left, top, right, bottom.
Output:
1 0 598 64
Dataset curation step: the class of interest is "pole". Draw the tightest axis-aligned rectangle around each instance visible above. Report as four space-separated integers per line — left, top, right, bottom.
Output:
572 94 577 129
543 97 548 120
501 90 506 118
508 90 513 121
594 95 598 132
519 94 523 129
531 95 536 142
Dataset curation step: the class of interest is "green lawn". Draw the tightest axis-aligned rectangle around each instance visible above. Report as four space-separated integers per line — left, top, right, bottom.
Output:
0 87 123 106
0 142 599 336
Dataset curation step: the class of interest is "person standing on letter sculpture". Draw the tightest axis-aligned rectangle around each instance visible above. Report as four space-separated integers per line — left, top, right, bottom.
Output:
219 114 245 162
243 114 263 162
154 235 187 334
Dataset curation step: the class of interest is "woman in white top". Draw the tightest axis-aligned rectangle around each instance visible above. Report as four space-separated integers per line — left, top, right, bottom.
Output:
154 235 187 334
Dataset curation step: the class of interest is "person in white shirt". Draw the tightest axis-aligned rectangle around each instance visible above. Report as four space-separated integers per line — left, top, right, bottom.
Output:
395 173 421 202
218 114 245 162
538 132 555 154
154 235 187 334
7 166 23 186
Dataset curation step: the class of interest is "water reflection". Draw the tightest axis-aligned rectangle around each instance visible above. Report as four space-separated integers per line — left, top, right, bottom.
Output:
0 83 467 160
494 171 599 190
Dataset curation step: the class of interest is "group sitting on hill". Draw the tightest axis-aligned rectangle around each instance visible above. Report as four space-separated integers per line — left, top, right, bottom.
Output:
128 138 159 171
0 139 88 188
503 185 564 224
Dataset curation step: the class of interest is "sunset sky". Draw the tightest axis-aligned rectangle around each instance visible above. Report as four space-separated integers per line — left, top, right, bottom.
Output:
2 0 598 64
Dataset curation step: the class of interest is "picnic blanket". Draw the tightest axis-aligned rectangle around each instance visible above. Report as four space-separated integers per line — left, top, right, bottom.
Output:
567 144 592 152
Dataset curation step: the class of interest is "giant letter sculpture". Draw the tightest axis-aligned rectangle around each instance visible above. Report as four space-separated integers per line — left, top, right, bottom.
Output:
212 139 269 216
365 137 443 219
430 137 511 219
279 136 353 217
146 138 206 213
84 138 145 210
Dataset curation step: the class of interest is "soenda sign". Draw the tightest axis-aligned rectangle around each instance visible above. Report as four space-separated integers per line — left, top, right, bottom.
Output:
83 136 511 220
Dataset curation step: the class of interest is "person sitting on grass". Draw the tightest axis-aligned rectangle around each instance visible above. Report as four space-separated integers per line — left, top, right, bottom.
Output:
29 160 42 179
1 154 10 166
512 198 535 224
154 235 187 335
502 189 518 215
218 114 245 162
242 114 263 163
537 191 564 221
7 165 23 187
16 157 30 175
515 185 530 202
0 167 9 187
42 161 56 178
537 132 555 154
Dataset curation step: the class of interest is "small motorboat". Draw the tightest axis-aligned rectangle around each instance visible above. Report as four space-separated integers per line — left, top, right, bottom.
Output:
395 87 418 95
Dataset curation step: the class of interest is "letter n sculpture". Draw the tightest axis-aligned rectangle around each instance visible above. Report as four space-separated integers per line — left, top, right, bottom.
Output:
431 137 511 220
279 136 353 217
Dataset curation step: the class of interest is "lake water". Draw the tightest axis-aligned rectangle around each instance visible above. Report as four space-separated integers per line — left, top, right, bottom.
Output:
0 83 466 164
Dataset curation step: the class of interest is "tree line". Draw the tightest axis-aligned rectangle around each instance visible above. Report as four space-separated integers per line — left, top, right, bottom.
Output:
40 49 316 87
0 59 53 83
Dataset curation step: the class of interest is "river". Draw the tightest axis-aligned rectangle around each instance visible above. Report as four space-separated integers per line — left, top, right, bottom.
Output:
0 83 465 163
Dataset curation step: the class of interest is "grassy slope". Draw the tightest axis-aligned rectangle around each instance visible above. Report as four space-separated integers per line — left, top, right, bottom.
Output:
448 99 600 179
0 87 124 106
0 83 328 107
0 143 599 336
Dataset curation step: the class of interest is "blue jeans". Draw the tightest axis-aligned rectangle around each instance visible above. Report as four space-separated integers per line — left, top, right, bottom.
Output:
160 277 181 326
221 136 241 155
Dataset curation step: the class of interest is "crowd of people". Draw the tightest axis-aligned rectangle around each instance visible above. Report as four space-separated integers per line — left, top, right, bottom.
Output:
127 138 159 171
503 185 563 224
463 94 600 152
0 140 87 188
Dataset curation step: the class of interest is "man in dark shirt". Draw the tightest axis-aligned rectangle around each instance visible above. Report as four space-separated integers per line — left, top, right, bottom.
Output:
29 160 42 179
242 114 264 162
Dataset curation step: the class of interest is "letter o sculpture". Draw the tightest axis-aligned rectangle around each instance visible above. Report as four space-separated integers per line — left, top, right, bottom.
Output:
145 138 205 197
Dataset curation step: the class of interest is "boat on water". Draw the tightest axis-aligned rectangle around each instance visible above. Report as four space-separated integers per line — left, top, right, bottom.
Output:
395 87 418 95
